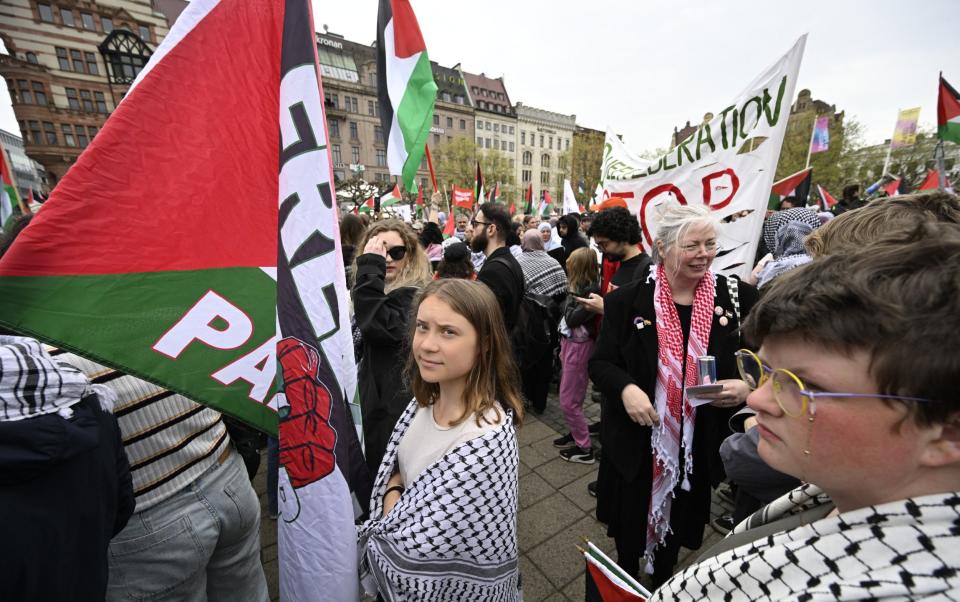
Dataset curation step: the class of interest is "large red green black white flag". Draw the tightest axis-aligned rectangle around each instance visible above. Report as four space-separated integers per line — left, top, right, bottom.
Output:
0 0 369 599
377 0 437 191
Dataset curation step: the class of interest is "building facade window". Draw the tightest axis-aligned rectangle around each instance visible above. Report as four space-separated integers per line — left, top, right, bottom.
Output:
65 88 80 110
376 148 386 166
477 137 482 146
87 126 97 139
350 97 358 112
38 3 54 22
80 90 93 112
85 52 99 75
549 136 553 150
76 126 88 147
138 25 151 42
540 135 544 147
368 100 376 116
28 121 42 144
32 82 47 105
25 52 38 64
433 114 439 126
101 16 113 32
566 138 570 150
351 146 360 163
61 124 76 146
522 169 531 183
492 140 498 150
485 122 491 131
541 154 550 168
349 121 358 139
99 30 152 83
442 92 451 102
15 80 33 104
540 171 550 185
459 119 465 129
81 12 95 30
331 144 342 164
374 125 383 144
56 47 69 70
43 122 57 145
523 151 532 166
484 138 491 149
60 8 75 27
94 91 107 113
328 119 339 138
446 116 452 128
70 49 85 72
433 133 439 144
494 123 499 132
521 131 526 145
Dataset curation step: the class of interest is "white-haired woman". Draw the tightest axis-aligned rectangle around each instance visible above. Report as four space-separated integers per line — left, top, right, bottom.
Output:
588 204 759 586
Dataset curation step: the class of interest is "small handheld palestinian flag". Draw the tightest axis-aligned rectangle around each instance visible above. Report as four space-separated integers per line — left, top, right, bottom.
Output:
0 139 21 229
474 161 484 208
376 0 437 191
358 196 376 213
583 541 651 601
769 167 812 209
938 73 960 145
380 183 402 208
816 184 837 210
524 183 533 214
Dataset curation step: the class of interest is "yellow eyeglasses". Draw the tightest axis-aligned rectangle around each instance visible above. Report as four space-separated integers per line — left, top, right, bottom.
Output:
735 349 934 418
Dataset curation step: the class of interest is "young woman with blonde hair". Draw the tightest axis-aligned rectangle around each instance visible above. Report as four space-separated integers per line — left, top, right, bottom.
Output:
353 219 432 482
358 279 524 601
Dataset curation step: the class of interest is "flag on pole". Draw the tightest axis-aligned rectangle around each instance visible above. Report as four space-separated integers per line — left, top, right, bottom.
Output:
543 189 554 215
882 177 901 197
578 178 586 196
592 182 603 209
918 170 947 191
938 74 960 145
817 184 837 210
358 196 376 213
562 178 579 215
769 167 812 209
442 209 455 236
474 161 484 206
489 181 501 203
0 141 21 229
376 0 437 191
452 185 474 210
583 541 651 602
890 107 922 149
0 1 369 599
524 183 533 214
414 183 424 216
809 115 830 154
380 183 402 207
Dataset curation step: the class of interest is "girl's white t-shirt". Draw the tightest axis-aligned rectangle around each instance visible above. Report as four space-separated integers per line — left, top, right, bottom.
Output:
397 402 504 487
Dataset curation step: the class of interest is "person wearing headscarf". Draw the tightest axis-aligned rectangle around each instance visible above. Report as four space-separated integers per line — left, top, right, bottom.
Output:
750 207 821 287
756 220 815 289
538 222 562 252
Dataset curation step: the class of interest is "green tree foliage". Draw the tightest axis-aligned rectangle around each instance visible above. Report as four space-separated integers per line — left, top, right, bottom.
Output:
432 137 516 205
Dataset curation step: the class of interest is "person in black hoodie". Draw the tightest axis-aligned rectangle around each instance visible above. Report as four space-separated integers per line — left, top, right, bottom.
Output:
557 213 588 260
0 335 133 602
352 219 433 481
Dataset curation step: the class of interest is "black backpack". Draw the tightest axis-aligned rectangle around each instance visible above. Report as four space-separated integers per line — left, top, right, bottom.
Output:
488 256 560 365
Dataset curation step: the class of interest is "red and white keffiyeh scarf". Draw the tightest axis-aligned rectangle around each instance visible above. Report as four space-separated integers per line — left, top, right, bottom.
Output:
646 264 715 572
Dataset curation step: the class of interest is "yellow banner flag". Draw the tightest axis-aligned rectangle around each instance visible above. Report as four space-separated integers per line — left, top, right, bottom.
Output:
891 107 921 148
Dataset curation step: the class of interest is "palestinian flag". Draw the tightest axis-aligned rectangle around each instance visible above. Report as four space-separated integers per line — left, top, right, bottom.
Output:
917 170 951 191
0 140 20 229
376 0 437 191
489 181 500 203
380 183 402 207
882 177 901 197
524 183 533 214
0 1 368 599
816 184 837 210
769 167 811 209
583 541 651 602
938 74 960 145
358 196 376 213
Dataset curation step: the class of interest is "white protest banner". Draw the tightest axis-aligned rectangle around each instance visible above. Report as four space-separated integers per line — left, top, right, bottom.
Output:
601 35 806 278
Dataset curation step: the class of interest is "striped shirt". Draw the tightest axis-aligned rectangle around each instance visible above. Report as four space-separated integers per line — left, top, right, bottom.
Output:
49 348 229 512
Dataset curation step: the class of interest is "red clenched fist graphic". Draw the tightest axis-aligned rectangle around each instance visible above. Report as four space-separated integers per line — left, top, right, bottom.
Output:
277 337 338 488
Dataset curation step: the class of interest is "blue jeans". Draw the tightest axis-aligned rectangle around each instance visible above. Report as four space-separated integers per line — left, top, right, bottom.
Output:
106 449 269 601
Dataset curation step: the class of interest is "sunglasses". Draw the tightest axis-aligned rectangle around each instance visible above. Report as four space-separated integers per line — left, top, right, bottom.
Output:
385 245 407 261
735 348 934 417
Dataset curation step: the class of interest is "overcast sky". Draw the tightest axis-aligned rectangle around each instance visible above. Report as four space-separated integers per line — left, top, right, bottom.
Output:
3 0 958 152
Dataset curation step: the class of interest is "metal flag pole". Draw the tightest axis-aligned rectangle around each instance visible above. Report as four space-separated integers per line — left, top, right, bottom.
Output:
935 140 947 190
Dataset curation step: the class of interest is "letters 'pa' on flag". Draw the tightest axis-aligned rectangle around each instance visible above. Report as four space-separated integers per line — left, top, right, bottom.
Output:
0 0 370 599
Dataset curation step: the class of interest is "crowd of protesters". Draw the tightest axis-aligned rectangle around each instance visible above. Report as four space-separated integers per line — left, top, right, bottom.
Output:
2 184 959 601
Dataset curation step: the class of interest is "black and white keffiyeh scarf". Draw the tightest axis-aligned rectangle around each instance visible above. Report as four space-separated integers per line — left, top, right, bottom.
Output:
0 336 94 421
357 400 522 602
651 483 960 600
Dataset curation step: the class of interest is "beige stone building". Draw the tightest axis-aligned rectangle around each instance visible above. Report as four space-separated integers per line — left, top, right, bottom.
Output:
0 0 183 183
463 70 517 190
515 102 575 205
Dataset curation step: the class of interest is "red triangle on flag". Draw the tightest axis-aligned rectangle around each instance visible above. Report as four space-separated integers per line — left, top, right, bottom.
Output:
918 170 941 191
387 0 427 58
0 0 280 278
